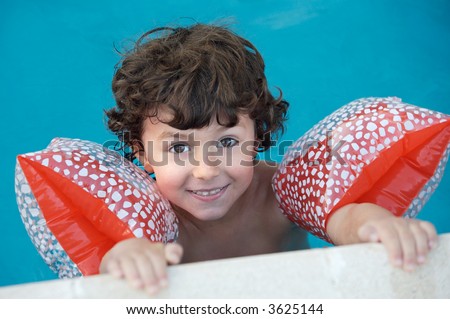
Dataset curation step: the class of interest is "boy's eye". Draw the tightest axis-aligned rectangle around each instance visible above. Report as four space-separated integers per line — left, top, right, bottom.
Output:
169 143 190 153
218 137 238 148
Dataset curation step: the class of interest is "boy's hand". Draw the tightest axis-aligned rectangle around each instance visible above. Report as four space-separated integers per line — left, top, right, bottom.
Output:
327 203 438 271
99 238 183 295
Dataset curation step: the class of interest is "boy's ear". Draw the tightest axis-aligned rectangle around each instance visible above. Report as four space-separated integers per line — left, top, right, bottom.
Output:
142 158 154 174
132 142 154 174
254 139 263 153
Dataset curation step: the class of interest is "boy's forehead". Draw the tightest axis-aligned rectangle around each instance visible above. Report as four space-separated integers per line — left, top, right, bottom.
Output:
143 112 254 139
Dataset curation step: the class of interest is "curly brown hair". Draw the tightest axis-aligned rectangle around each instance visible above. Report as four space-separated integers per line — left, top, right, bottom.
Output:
105 23 289 160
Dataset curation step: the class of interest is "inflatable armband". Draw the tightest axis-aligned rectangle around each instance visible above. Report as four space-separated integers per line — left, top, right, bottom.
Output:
273 97 450 241
15 138 178 278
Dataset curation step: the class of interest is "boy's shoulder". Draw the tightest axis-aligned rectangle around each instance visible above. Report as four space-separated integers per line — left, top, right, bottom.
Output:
249 160 280 211
249 160 308 249
253 160 279 180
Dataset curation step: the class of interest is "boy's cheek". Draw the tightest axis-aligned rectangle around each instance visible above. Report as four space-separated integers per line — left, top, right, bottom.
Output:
153 167 184 198
230 146 255 167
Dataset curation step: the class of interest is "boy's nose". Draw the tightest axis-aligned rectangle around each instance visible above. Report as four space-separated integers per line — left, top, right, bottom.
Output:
191 158 220 180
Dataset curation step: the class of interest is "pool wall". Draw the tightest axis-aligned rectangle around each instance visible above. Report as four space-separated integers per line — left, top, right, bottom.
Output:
1 233 449 298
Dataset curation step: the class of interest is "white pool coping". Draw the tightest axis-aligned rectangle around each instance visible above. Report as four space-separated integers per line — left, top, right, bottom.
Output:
1 233 449 298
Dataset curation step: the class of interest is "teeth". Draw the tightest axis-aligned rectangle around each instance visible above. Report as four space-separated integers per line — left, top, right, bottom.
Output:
192 187 224 196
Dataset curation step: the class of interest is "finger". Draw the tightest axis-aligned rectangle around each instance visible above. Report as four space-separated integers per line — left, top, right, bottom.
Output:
373 223 403 268
395 221 417 271
119 256 144 289
133 253 161 295
419 220 438 249
409 222 429 264
357 224 380 243
145 250 169 293
106 259 124 278
165 243 184 265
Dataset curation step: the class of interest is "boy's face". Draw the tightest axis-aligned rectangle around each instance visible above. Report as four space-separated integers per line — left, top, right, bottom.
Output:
140 110 257 222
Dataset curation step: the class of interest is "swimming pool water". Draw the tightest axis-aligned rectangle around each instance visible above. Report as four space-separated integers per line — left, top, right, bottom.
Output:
1 0 449 286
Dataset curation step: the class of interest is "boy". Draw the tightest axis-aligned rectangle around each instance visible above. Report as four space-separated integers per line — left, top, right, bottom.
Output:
102 23 437 295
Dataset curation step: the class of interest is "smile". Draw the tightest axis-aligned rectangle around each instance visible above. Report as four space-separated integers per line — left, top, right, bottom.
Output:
188 185 229 201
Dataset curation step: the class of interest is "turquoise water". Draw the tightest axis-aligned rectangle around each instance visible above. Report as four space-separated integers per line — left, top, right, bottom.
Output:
1 0 449 286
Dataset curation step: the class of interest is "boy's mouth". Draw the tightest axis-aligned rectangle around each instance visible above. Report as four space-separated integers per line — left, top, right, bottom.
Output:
187 184 229 199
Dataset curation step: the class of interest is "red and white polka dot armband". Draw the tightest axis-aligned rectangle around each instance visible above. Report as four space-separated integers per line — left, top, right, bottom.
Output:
272 97 450 242
15 138 178 278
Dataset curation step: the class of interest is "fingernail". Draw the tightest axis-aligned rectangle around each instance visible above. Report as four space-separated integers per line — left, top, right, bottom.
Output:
169 252 181 262
393 258 402 267
112 269 123 278
132 279 143 289
428 240 436 249
405 263 416 272
159 278 168 288
369 233 378 242
417 255 426 264
146 285 158 295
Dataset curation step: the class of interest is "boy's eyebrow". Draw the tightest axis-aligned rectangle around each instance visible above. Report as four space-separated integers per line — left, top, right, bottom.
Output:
157 131 190 140
157 125 243 140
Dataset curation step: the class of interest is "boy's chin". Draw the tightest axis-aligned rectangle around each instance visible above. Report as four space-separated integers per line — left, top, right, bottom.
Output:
191 210 228 221
176 205 229 222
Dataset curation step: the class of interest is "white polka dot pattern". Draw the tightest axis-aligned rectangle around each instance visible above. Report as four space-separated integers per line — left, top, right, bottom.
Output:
15 138 178 278
272 97 450 241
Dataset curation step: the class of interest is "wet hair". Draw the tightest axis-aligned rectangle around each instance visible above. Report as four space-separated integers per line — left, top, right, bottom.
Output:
105 23 289 160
